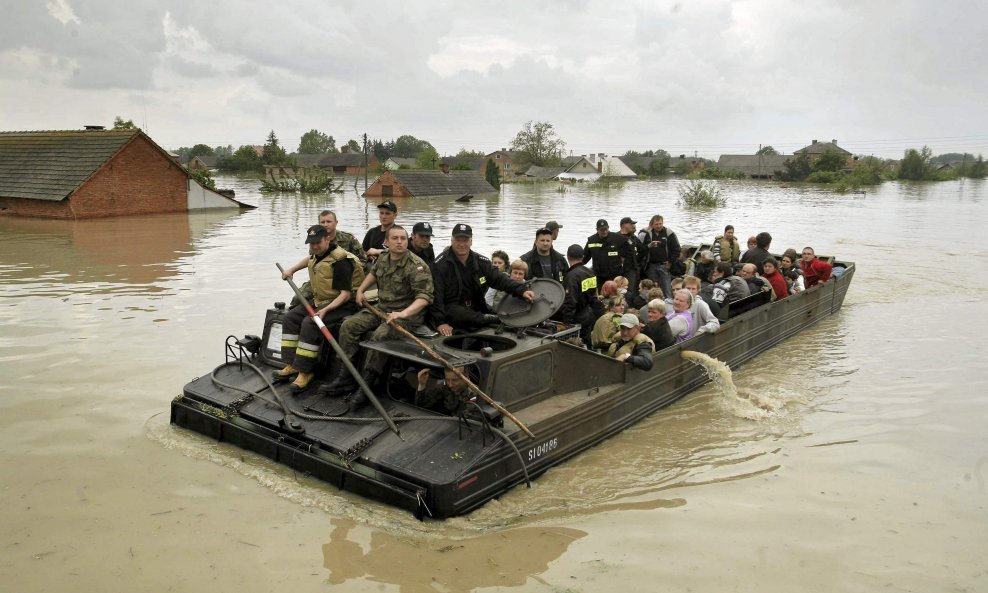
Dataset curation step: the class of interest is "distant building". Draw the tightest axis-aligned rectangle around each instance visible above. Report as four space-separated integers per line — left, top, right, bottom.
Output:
484 148 524 178
558 153 636 181
291 152 377 175
362 170 498 199
795 139 855 169
383 157 420 170
440 156 486 172
0 128 244 219
188 155 218 170
716 154 792 179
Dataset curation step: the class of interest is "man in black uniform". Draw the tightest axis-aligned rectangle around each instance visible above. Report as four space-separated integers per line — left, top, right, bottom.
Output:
520 227 567 282
559 244 598 346
431 223 535 337
362 200 398 263
637 214 680 301
618 216 644 305
408 221 436 266
582 219 631 288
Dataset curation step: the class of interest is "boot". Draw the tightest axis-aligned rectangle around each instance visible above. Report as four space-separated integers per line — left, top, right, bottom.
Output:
481 313 501 326
347 369 379 411
271 364 298 384
319 365 357 397
289 371 314 394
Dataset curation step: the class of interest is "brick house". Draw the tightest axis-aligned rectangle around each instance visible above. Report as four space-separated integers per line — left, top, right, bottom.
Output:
484 148 523 178
794 139 855 168
362 170 497 199
0 128 192 219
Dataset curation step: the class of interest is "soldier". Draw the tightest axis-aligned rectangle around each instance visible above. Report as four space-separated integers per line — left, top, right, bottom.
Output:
414 366 472 415
274 225 364 393
558 244 598 346
520 227 567 282
322 225 434 403
408 221 436 266
362 200 398 263
432 223 535 337
582 219 632 288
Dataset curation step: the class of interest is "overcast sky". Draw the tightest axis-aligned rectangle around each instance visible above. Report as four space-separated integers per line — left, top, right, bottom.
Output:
2 0 986 158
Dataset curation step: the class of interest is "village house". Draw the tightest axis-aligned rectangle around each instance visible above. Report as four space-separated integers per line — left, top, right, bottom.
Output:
715 154 792 179
383 157 419 170
794 139 853 165
0 128 243 219
558 153 637 181
362 170 497 199
484 148 524 178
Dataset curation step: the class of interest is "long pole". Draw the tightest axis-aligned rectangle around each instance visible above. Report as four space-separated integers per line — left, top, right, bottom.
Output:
363 303 536 439
276 263 401 439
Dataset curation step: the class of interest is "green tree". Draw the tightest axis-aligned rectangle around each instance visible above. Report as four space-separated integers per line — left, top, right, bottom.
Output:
813 149 846 172
756 145 778 155
899 146 934 180
262 130 289 166
416 146 440 169
393 135 435 158
456 148 486 158
298 129 337 154
218 145 264 173
189 144 215 159
968 155 986 179
777 153 811 181
510 120 565 166
485 159 501 190
112 116 137 130
345 139 361 152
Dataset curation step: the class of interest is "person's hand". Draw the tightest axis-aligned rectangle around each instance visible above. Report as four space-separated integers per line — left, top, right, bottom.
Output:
386 310 405 323
355 290 366 306
281 270 293 280
522 290 535 302
617 353 630 362
416 368 429 389
437 323 453 337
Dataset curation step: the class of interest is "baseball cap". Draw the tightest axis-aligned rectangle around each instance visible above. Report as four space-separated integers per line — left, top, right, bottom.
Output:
566 244 583 259
377 200 398 213
620 216 637 225
451 223 473 238
596 219 609 229
546 220 563 231
304 225 328 244
412 222 433 236
619 313 641 328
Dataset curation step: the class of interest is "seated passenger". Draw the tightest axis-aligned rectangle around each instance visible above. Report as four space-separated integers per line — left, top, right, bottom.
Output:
484 250 510 308
761 257 790 301
682 275 721 334
629 278 655 310
591 296 625 351
415 367 472 415
492 259 529 311
666 289 696 343
800 246 833 288
705 262 750 308
740 231 772 273
607 314 655 371
693 250 716 286
779 253 804 294
739 263 774 298
275 225 363 393
642 299 675 350
432 224 534 336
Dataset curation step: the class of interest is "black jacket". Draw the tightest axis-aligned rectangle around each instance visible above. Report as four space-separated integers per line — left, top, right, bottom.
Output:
559 263 597 324
431 249 527 326
582 231 632 279
638 227 681 267
619 231 645 274
520 248 568 283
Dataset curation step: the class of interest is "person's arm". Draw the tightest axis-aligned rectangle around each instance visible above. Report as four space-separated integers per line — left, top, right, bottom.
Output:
624 341 655 371
282 256 309 279
354 271 376 306
695 301 720 334
668 231 681 263
582 238 592 266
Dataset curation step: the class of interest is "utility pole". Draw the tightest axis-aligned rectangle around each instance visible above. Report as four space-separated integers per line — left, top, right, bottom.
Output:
363 133 368 192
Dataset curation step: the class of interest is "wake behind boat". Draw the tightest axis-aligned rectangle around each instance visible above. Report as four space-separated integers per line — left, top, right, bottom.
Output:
171 255 854 519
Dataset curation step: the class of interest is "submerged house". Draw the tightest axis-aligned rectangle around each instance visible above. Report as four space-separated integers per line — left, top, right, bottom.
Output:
558 153 637 181
0 128 244 219
716 154 793 179
362 170 497 199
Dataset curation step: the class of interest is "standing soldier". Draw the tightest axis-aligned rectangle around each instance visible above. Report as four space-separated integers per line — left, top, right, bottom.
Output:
583 219 632 289
322 225 434 403
275 225 364 393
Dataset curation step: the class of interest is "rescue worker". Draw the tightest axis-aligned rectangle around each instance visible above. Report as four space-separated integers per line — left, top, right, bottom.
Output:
322 225 434 403
362 200 398 263
408 221 436 267
545 220 563 241
607 313 655 371
414 366 471 415
558 244 598 346
431 224 535 337
711 224 741 265
618 216 645 305
582 219 632 288
520 227 567 282
274 225 364 393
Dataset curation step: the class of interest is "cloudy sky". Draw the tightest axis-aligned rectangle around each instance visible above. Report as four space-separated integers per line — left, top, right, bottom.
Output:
2 0 986 158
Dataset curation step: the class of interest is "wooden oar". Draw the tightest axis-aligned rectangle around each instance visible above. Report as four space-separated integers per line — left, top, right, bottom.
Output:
362 302 535 439
276 263 401 439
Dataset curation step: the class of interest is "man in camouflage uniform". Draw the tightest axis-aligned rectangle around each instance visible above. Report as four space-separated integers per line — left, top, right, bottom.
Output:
322 225 434 401
319 209 366 264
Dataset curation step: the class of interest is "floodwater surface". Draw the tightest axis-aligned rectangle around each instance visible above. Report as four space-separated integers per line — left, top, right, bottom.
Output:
1 176 986 592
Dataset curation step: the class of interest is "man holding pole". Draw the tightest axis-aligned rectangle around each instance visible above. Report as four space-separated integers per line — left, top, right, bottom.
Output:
275 225 364 393
322 225 434 401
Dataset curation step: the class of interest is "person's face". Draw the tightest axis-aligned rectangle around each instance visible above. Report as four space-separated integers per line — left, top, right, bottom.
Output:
647 307 662 322
802 249 815 264
685 283 699 296
739 266 755 279
619 325 639 339
621 222 635 234
444 369 465 392
492 257 506 272
748 239 757 249
611 300 625 313
411 232 431 250
781 256 793 269
510 268 526 282
535 234 552 254
652 218 664 231
673 292 689 312
451 236 472 258
378 208 396 226
724 229 734 241
319 214 337 234
386 229 408 255
310 236 331 256
597 226 608 237
764 262 777 275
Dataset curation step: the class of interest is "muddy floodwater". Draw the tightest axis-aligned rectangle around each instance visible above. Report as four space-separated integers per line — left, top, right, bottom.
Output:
2 176 986 592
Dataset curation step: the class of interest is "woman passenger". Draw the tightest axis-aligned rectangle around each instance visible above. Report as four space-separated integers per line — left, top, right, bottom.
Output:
666 289 696 343
591 296 625 351
779 253 804 294
761 257 789 300
492 259 528 310
485 250 510 308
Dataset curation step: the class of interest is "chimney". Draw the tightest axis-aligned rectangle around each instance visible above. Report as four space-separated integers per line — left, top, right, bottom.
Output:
500 147 506 152
84 125 105 131
832 139 837 144
597 161 603 173
440 163 450 174
812 139 818 144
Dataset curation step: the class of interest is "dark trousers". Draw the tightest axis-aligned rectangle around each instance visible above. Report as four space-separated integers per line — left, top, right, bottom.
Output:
280 301 357 373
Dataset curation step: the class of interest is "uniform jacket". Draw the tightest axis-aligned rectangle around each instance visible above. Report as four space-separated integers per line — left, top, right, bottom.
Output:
334 230 366 264
370 250 434 313
431 249 527 326
582 231 632 279
712 235 741 264
559 263 597 324
309 245 364 307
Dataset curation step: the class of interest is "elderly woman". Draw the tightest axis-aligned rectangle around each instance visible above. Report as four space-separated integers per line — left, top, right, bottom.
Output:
591 296 625 351
642 299 675 350
666 289 696 343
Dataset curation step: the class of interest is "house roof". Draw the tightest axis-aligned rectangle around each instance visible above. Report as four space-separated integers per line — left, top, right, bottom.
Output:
795 140 851 155
372 170 497 197
440 156 485 170
522 165 566 179
716 154 792 175
0 129 144 201
387 157 419 168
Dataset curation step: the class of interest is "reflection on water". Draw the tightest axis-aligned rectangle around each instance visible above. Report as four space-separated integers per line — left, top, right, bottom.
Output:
322 519 586 592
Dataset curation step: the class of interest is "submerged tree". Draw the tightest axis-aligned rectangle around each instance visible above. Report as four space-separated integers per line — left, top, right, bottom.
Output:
510 120 565 166
262 130 289 166
298 129 337 154
899 146 934 180
485 159 501 190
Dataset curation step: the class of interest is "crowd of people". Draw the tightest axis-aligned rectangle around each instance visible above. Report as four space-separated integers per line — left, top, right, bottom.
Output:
276 201 836 408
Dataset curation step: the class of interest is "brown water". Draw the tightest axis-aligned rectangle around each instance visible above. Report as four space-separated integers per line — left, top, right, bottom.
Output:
2 176 986 592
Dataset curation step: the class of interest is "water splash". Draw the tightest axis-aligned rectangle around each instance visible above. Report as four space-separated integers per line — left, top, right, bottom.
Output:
681 351 785 419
